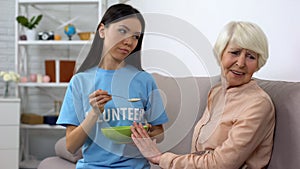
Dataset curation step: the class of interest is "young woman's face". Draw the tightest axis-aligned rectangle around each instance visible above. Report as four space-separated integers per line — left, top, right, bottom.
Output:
221 43 259 88
100 17 142 62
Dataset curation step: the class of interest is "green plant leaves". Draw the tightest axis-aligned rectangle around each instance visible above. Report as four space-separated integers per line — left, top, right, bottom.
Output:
16 14 43 29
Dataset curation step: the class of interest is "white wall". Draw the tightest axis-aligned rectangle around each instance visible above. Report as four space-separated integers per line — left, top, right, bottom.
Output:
128 0 300 82
0 0 15 77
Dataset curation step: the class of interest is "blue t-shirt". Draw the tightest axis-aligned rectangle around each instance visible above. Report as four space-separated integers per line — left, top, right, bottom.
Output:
57 65 168 169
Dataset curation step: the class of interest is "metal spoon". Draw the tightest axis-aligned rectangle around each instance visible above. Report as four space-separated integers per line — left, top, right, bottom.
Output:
109 94 141 102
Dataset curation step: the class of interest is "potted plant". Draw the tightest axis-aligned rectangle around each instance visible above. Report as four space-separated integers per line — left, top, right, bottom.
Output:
16 14 43 40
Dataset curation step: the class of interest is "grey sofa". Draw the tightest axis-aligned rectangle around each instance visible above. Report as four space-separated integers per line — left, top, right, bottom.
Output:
38 74 300 169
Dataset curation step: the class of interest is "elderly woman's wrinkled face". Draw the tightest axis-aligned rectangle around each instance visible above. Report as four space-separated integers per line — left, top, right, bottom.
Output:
221 43 259 88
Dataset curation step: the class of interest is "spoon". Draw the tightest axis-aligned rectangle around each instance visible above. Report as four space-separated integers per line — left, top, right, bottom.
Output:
109 94 141 102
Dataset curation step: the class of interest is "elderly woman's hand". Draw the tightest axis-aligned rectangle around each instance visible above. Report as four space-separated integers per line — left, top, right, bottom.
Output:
89 89 112 115
131 122 162 165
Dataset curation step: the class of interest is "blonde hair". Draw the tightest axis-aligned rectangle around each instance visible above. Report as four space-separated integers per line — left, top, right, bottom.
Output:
214 21 269 71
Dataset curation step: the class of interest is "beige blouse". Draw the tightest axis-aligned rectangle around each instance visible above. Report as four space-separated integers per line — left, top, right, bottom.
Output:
159 80 275 169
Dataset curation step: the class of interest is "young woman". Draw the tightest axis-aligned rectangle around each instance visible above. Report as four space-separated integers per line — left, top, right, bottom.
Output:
131 21 275 169
57 4 168 169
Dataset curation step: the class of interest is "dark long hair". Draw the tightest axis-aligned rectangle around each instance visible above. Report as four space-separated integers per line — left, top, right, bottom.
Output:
76 4 145 73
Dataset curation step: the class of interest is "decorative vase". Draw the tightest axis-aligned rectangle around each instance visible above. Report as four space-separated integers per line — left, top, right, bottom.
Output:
25 29 37 41
4 82 9 97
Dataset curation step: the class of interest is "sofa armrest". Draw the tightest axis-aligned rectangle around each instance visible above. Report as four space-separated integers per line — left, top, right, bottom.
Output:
55 137 82 163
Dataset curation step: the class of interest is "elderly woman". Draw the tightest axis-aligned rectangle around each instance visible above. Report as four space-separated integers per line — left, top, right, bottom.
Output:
131 21 275 169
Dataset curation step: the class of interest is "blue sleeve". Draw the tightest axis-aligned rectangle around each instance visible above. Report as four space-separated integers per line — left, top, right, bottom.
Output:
144 74 169 126
56 76 84 126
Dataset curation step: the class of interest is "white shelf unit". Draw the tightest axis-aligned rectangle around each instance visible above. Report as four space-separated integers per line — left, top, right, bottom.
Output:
19 40 92 45
15 0 131 167
18 82 69 87
21 123 65 130
19 0 99 4
15 0 101 116
15 0 104 168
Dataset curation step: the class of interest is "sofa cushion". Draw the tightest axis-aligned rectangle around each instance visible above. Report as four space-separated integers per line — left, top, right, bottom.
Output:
37 156 76 169
55 137 82 163
257 79 300 169
152 74 219 154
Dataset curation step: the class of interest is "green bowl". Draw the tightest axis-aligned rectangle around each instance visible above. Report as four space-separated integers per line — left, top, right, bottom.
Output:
101 125 148 144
